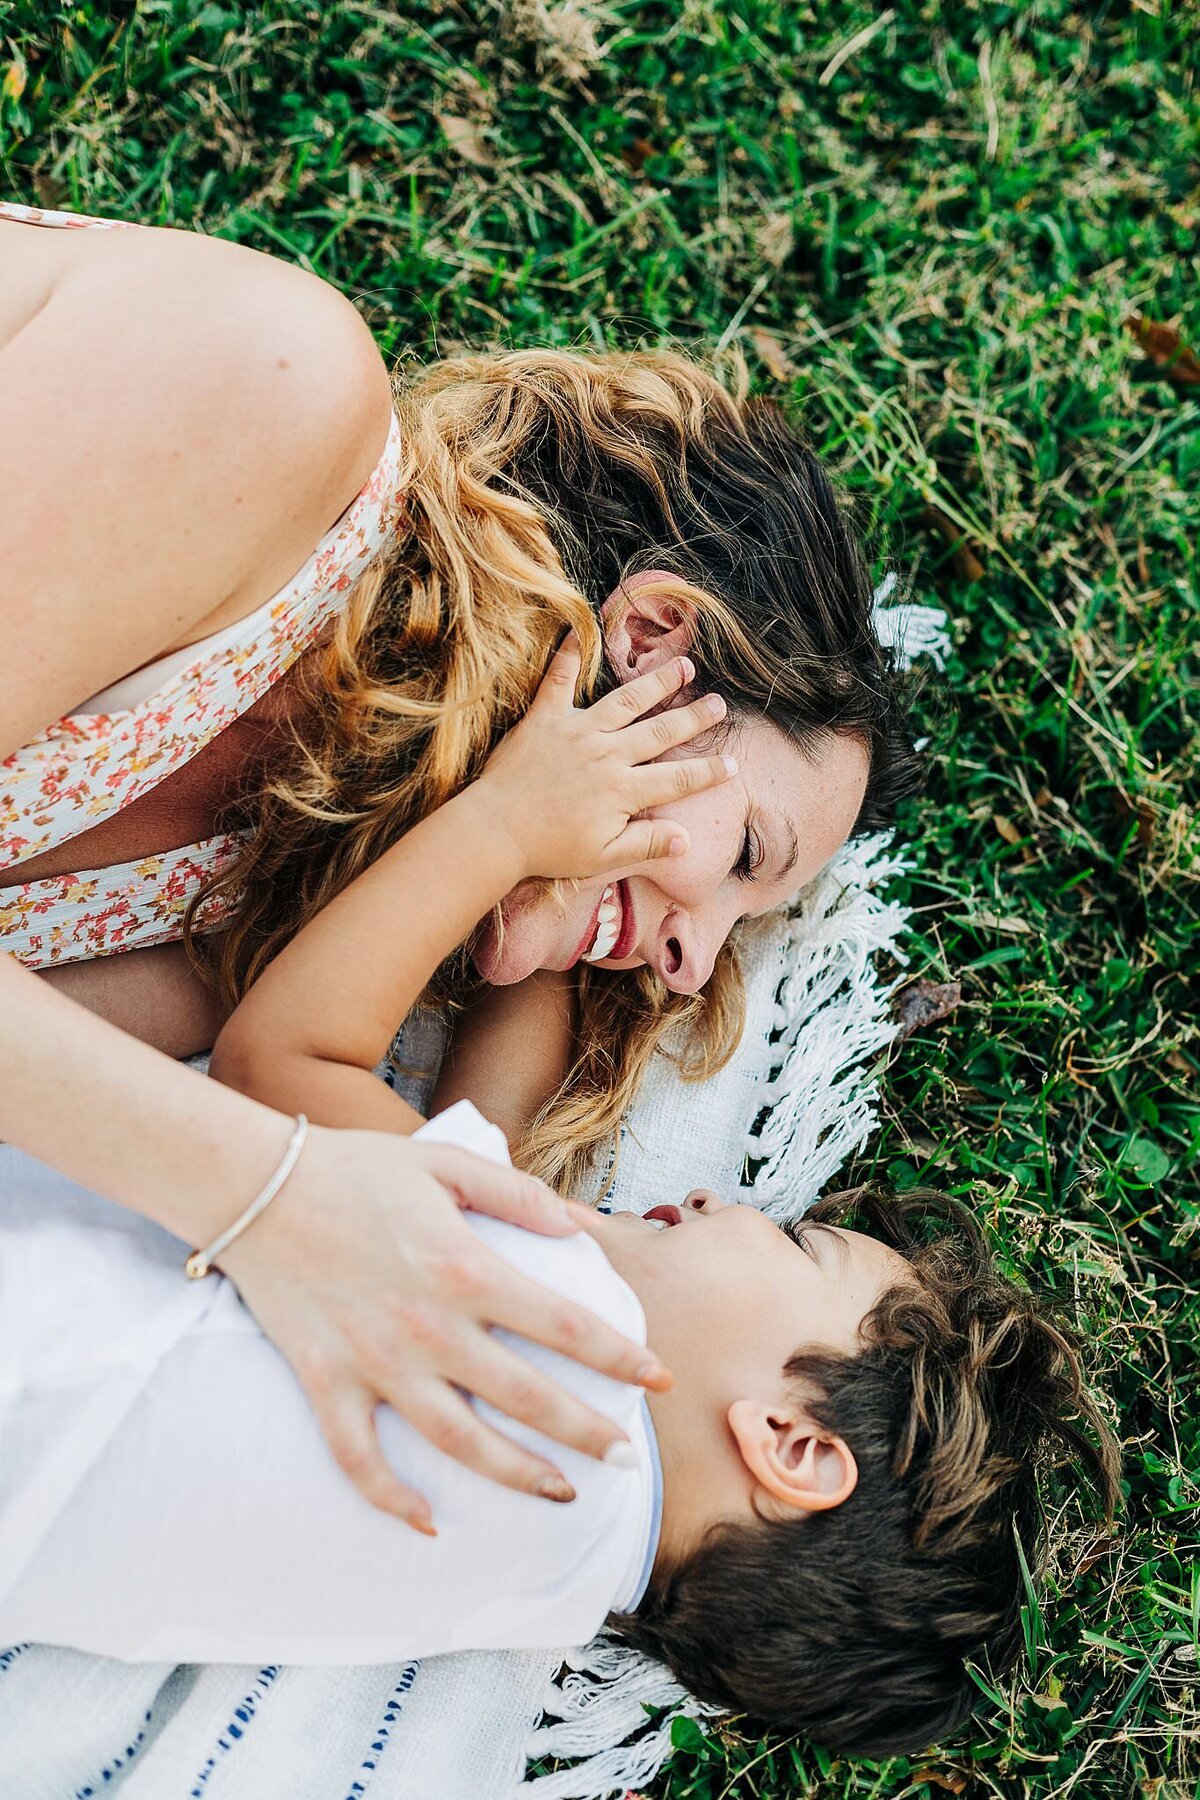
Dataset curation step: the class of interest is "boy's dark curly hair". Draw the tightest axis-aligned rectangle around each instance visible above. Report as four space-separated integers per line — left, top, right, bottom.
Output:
616 1188 1120 1757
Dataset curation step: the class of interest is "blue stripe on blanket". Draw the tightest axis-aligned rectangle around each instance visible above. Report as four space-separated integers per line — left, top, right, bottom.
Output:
345 1661 420 1798
189 1666 282 1796
74 1707 155 1799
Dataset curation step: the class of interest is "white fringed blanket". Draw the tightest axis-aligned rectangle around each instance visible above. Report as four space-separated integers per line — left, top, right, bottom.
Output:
0 591 947 1800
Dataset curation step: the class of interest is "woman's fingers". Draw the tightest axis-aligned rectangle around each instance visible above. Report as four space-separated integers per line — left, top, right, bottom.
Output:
316 1383 437 1533
485 1259 671 1395
421 1333 634 1479
417 1143 578 1237
396 1376 584 1502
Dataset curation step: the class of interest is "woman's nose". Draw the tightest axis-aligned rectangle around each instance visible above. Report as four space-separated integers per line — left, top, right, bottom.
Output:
651 910 719 995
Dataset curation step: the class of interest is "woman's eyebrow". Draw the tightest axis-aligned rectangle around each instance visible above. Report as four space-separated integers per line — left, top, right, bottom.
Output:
770 814 800 882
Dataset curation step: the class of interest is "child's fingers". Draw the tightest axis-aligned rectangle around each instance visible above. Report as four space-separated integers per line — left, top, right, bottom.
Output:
531 630 584 711
588 655 695 726
631 753 738 815
618 692 727 762
606 816 692 866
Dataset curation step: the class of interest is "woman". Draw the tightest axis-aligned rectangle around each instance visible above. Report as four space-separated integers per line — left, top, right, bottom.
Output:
0 200 916 1526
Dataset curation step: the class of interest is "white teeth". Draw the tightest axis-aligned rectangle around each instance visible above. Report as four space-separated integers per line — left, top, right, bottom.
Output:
583 885 622 963
645 1217 669 1231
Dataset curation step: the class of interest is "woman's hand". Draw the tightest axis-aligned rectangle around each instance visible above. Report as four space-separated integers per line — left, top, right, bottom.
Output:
218 1123 669 1531
477 635 736 880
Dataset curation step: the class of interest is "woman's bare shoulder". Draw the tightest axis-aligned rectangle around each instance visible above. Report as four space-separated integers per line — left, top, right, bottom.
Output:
0 223 395 755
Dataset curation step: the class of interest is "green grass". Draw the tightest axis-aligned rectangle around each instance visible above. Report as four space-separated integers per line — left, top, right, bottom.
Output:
3 2 1198 1794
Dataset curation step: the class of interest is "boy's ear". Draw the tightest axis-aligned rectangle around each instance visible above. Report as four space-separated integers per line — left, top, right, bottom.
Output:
727 1397 858 1516
600 574 699 684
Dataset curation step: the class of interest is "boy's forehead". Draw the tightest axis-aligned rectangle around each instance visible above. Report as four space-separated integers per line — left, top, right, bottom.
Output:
839 1225 915 1291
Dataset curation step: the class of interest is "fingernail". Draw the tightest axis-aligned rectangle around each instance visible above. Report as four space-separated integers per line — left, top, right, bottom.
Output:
604 1439 639 1470
722 755 738 775
679 657 694 681
410 1515 438 1538
706 694 726 716
538 1474 576 1503
638 1358 674 1391
669 835 687 856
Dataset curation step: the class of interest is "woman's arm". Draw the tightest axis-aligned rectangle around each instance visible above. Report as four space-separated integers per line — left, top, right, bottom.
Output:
0 954 661 1527
1 230 660 1528
433 970 577 1157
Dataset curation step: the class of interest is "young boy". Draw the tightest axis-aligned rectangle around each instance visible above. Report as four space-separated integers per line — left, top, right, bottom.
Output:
0 1095 1116 1758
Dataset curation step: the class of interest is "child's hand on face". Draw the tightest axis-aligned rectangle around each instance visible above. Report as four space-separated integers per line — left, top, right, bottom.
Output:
477 633 736 881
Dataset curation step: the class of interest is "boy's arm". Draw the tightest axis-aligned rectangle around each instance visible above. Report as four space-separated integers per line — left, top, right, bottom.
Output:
432 969 578 1158
209 787 523 1132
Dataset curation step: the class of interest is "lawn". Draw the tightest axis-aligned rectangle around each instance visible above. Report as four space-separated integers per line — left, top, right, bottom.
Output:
2 2 1197 1796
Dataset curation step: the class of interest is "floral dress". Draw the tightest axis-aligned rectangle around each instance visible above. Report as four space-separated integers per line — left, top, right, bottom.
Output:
0 201 404 967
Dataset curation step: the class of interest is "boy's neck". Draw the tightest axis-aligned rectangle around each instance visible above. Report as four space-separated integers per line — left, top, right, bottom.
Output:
639 1334 754 1581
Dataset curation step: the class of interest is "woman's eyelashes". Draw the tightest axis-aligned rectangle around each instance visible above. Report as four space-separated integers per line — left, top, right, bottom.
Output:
733 825 761 882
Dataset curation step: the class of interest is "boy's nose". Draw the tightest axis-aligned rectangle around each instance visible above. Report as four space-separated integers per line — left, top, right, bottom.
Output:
684 1189 723 1213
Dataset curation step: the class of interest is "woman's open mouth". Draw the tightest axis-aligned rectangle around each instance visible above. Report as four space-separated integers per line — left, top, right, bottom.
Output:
574 879 637 966
643 1205 683 1229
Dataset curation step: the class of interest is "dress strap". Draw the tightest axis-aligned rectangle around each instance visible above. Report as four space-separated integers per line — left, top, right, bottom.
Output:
0 199 140 230
1 413 405 873
0 836 243 967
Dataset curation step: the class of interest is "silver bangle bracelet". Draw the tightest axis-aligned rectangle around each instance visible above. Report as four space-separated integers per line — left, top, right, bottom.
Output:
184 1114 309 1280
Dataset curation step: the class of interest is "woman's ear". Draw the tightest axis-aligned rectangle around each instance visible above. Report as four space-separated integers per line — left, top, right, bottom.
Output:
600 572 699 683
727 1396 858 1515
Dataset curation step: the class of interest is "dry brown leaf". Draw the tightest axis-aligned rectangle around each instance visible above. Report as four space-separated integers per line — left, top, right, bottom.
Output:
969 910 1033 935
910 1769 967 1794
894 979 963 1044
755 211 795 266
1074 1532 1120 1578
993 814 1022 846
436 113 495 167
920 505 985 581
621 136 656 173
750 328 797 382
1126 312 1200 389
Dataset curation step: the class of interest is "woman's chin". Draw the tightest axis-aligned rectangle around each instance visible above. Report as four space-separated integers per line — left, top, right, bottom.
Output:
471 904 559 986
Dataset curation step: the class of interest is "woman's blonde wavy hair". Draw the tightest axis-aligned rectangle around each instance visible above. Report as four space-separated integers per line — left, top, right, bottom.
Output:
196 347 917 1192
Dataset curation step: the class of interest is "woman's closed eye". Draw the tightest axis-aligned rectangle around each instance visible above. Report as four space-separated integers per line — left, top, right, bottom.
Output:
733 826 761 881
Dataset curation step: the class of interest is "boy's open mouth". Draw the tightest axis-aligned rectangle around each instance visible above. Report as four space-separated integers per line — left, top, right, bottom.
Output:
576 879 636 966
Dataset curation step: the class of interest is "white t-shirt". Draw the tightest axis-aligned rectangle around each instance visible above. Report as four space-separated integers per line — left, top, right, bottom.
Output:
0 1102 661 1664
